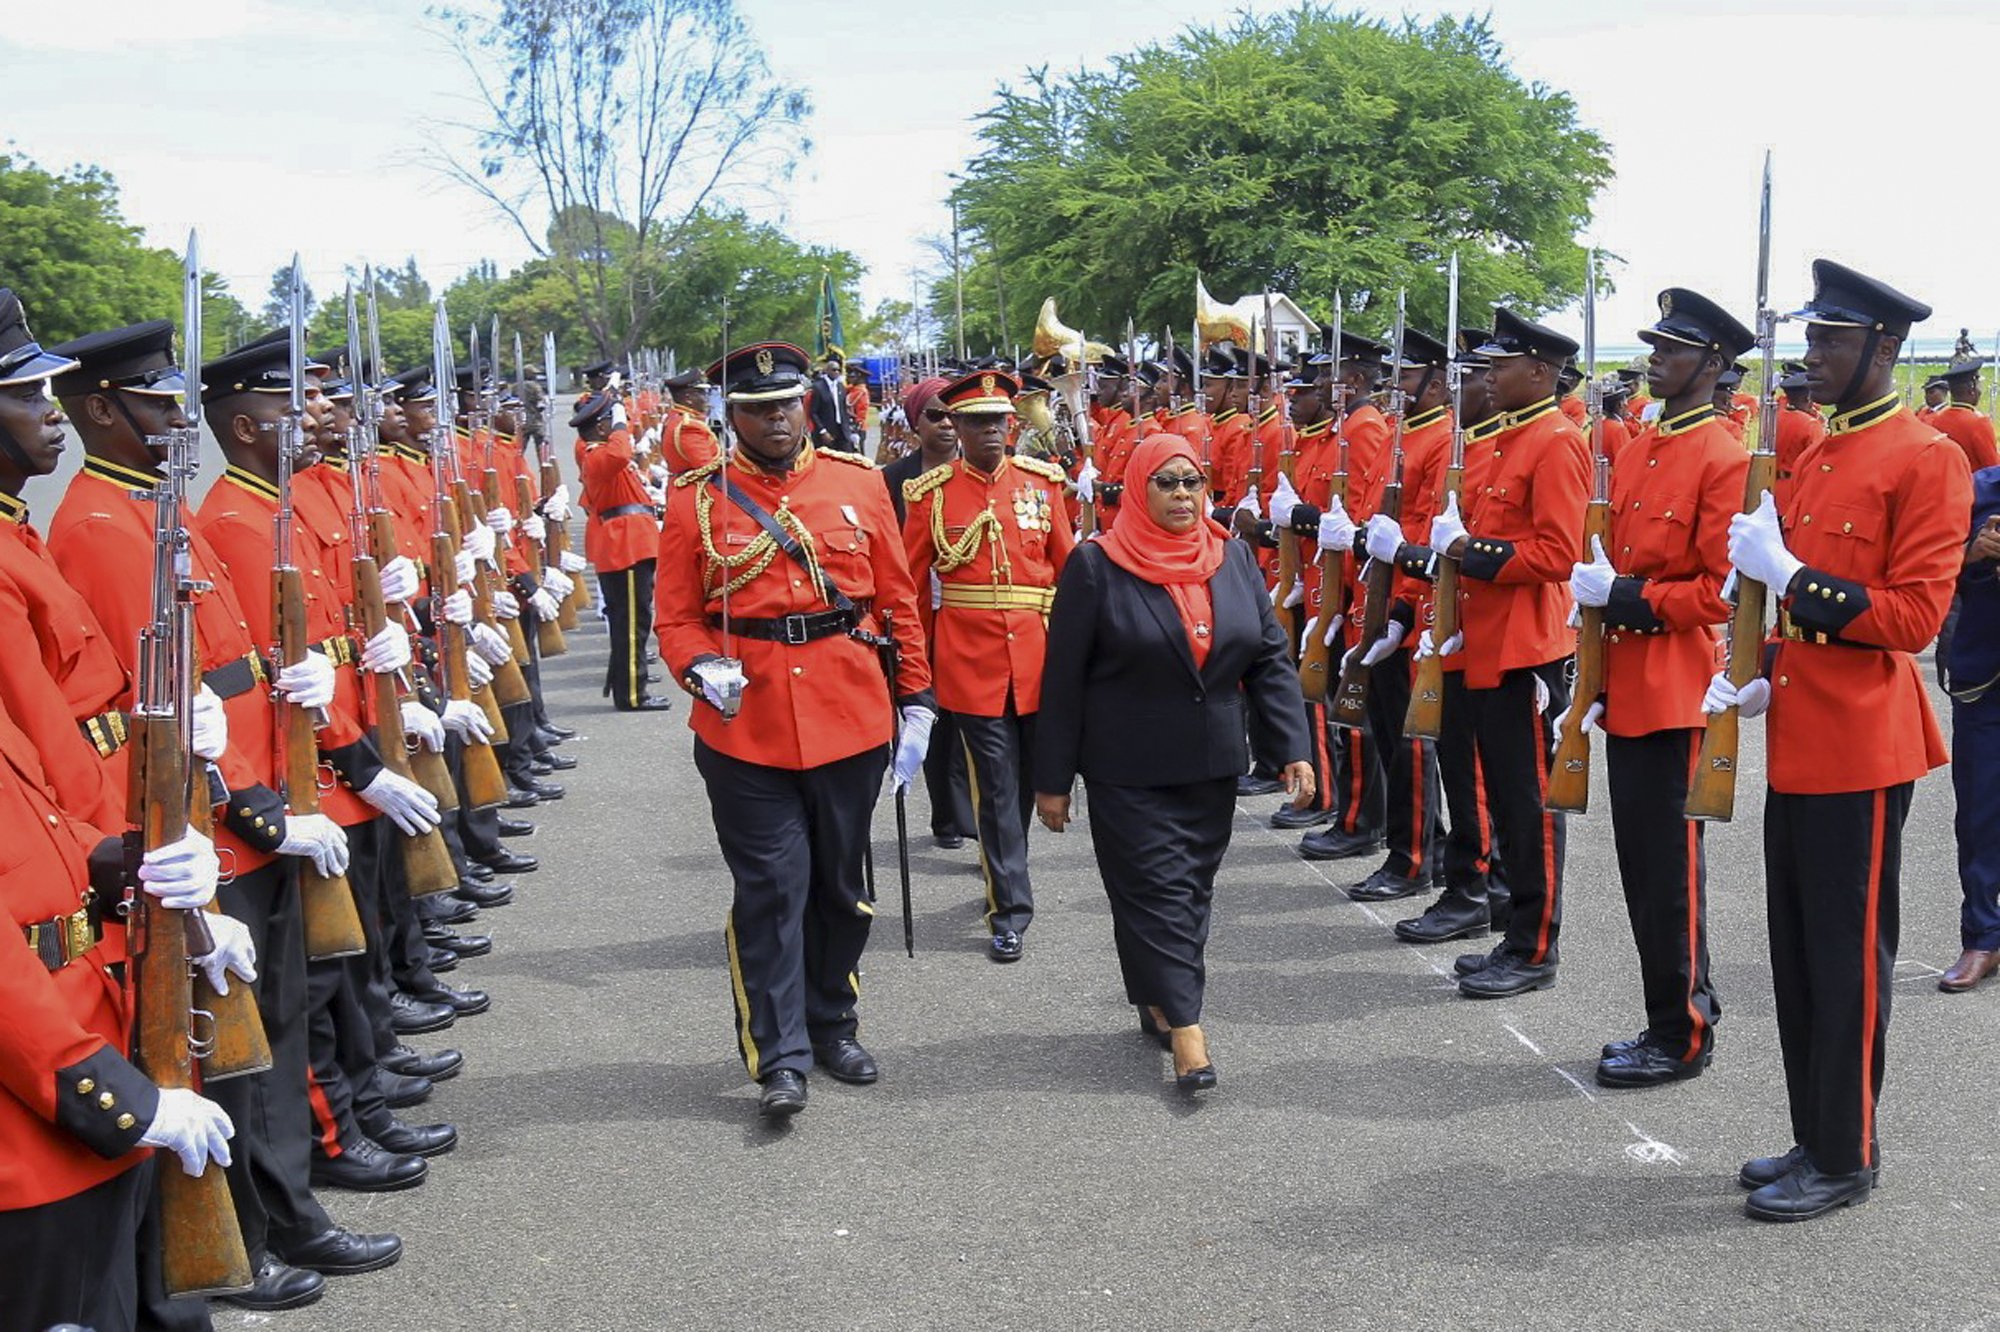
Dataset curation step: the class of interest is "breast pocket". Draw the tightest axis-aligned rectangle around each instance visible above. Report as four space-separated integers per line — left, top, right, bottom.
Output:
1798 499 1886 583
817 524 874 596
1620 491 1694 571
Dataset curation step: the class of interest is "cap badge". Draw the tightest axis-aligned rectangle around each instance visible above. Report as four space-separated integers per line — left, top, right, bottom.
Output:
755 348 774 376
1660 292 1674 317
981 373 997 395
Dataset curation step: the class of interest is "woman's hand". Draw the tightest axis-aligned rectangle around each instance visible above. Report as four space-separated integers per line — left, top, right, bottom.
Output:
1035 791 1071 833
1282 760 1317 810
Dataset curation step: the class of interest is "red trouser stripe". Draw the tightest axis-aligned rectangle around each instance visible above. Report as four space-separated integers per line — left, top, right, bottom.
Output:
1406 738 1427 875
1471 745 1493 875
1342 730 1364 833
305 1069 341 1155
1858 786 1887 1166
1527 692 1557 965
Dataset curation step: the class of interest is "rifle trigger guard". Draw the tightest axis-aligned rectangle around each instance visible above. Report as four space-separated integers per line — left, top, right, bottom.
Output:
215 847 237 887
188 1006 217 1060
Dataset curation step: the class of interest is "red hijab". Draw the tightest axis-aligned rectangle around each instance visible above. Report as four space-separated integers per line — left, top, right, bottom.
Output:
1098 434 1229 666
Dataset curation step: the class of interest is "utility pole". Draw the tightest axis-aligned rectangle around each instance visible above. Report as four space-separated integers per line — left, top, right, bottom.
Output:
952 198 966 361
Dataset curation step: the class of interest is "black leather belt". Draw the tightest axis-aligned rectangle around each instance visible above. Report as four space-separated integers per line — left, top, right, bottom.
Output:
598 503 662 521
707 609 858 644
202 651 268 700
25 903 101 971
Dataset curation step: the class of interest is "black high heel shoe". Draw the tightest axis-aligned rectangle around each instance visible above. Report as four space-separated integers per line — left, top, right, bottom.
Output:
1135 1007 1172 1050
1175 1064 1218 1093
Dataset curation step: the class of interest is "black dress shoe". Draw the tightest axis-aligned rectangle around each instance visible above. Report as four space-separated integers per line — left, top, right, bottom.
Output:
477 851 539 875
406 981 491 1017
503 789 542 810
1745 1159 1873 1222
759 1069 807 1118
535 752 578 772
372 1117 458 1158
1595 1038 1710 1088
425 894 480 925
990 930 1024 963
426 945 459 973
1270 803 1334 830
615 695 676 712
1299 826 1386 860
1175 1064 1218 1093
1236 773 1284 796
454 879 515 909
932 832 964 849
540 722 579 742
1453 942 1518 978
381 1043 463 1082
1601 1030 1651 1060
309 1138 428 1193
1458 951 1557 999
645 669 661 683
813 1037 880 1085
519 778 565 799
1348 866 1434 902
388 991 456 1035
434 929 492 958
280 1225 406 1275
218 1252 325 1310
1393 893 1491 944
372 1068 433 1109
497 817 536 838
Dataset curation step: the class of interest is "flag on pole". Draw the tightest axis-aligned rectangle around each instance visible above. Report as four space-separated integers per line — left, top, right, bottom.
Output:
815 269 845 362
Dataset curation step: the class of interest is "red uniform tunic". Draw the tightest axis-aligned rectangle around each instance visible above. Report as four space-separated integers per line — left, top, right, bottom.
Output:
1390 405 1454 625
48 460 285 873
1453 399 1591 688
1598 410 1747 736
1559 395 1587 426
1926 402 1999 472
583 428 659 573
1333 404 1394 646
663 405 720 476
1765 401 1970 794
0 493 130 834
1773 402 1827 508
845 384 870 440
654 445 930 770
901 454 1074 717
1208 409 1254 507
0 699 151 1210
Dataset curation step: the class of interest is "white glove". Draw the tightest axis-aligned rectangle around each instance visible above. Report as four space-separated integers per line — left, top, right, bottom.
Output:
1074 459 1097 504
1534 673 1551 716
401 700 446 753
462 521 497 564
542 483 572 523
139 830 219 910
541 568 575 601
1703 670 1772 719
191 912 257 996
648 462 669 487
464 649 495 688
892 706 935 792
1363 512 1404 564
611 399 629 427
358 769 441 836
1728 491 1803 592
485 506 515 537
442 589 473 626
1281 579 1305 609
559 550 587 575
190 684 229 761
277 812 350 877
691 657 748 713
360 622 411 675
441 698 495 743
1268 472 1301 528
1569 535 1617 608
140 1087 234 1176
1235 487 1262 521
1358 619 1407 666
607 371 624 390
530 588 562 621
521 513 547 543
1414 627 1463 660
1323 614 1345 648
1316 498 1356 551
1429 493 1467 555
275 655 335 710
641 426 662 454
490 589 521 620
378 556 419 605
1551 699 1605 735
454 550 478 586
470 621 514 664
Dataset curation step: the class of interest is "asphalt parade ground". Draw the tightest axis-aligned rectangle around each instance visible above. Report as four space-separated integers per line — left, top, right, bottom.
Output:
237 614 2000 1332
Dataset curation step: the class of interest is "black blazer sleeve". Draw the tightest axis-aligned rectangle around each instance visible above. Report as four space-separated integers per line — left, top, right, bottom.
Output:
1032 540 1104 794
1233 541 1312 774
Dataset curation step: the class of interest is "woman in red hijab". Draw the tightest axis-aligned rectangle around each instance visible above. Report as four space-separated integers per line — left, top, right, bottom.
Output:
1033 434 1313 1091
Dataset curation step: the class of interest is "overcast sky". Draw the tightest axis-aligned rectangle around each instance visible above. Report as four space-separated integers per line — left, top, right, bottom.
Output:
6 0 1997 356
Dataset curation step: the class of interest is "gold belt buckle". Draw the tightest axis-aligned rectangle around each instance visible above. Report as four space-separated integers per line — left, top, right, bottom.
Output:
64 907 95 964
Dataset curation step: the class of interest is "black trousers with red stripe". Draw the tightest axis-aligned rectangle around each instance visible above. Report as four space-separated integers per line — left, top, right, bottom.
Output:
1308 703 1384 835
1765 782 1910 1176
1365 648 1440 881
1459 662 1567 962
1605 729 1718 1060
600 557 656 710
1435 674 1504 905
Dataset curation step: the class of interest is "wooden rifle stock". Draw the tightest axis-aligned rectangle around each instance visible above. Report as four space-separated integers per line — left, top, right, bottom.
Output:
480 465 535 664
433 524 510 809
1546 497 1611 813
453 479 534 707
1687 448 1777 821
542 458 586 626
1405 460 1463 741
1332 485 1398 729
351 554 458 897
129 713 254 1297
364 509 458 816
187 790 273 1080
1297 445 1351 703
273 566 366 960
517 473 568 657
1273 443 1302 653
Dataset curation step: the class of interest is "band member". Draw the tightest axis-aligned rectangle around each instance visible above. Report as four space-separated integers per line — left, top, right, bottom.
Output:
1565 289 1753 1087
580 392 671 711
1408 309 1589 998
903 368 1074 962
662 368 720 476
1926 361 1998 471
654 341 931 1119
1711 260 1969 1220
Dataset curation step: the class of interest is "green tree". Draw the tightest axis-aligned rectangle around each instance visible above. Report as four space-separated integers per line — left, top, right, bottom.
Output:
947 7 1612 345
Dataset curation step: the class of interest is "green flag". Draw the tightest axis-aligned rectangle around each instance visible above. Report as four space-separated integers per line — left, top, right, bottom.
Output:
815 269 845 361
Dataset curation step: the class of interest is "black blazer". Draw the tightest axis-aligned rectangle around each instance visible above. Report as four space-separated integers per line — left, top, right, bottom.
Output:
1033 539 1311 792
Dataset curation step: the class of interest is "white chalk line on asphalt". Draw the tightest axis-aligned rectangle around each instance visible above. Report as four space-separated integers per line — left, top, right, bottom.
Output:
1237 803 1685 1161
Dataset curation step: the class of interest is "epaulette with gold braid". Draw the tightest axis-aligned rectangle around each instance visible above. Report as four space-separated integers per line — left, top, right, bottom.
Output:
1010 454 1067 484
674 458 723 488
822 449 877 469
902 462 954 505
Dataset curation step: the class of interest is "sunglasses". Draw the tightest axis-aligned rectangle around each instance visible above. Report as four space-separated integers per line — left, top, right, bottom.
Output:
922 408 951 423
1150 472 1207 493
